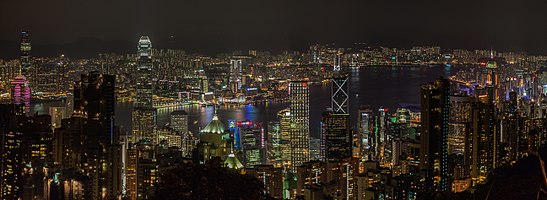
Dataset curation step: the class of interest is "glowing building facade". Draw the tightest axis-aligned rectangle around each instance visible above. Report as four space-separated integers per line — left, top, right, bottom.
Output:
136 36 153 107
20 30 31 79
289 81 310 172
11 75 30 114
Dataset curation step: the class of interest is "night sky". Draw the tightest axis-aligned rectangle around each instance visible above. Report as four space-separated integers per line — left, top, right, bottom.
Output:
2 0 547 56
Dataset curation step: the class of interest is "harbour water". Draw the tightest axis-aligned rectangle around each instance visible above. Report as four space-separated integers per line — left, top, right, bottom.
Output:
31 65 457 138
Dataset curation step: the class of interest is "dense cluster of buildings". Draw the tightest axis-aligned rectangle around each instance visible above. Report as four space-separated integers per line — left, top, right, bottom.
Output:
0 32 546 200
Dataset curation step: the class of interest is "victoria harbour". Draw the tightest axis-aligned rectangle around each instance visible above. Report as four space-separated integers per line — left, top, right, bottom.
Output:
31 66 456 137
4 1 547 198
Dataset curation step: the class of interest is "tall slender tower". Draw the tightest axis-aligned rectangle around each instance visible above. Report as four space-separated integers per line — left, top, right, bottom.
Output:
289 81 310 172
420 77 450 192
20 30 31 78
136 36 153 107
332 52 349 113
230 59 242 92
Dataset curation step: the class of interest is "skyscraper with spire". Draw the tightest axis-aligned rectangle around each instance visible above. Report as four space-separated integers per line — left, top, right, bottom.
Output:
136 36 153 107
132 36 157 143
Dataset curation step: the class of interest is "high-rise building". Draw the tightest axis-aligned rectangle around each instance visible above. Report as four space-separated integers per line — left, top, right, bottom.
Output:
136 36 153 107
132 107 157 143
321 110 352 162
331 73 349 114
277 108 292 170
472 86 498 182
358 106 373 160
11 74 30 113
449 95 474 177
237 121 266 167
72 71 121 199
229 59 242 92
289 81 310 172
20 30 31 79
170 110 188 134
420 77 450 191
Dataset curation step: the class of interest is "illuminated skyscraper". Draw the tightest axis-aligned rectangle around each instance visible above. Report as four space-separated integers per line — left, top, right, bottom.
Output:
358 107 373 160
136 36 153 107
20 30 31 79
321 110 352 162
11 75 30 113
449 96 474 177
289 81 310 172
170 110 188 134
277 108 292 170
485 53 500 104
132 107 157 143
332 73 349 114
72 71 120 199
420 77 450 191
229 59 242 92
331 51 349 113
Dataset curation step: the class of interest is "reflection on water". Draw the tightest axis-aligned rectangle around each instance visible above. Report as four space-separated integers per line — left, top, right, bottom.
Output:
31 66 458 138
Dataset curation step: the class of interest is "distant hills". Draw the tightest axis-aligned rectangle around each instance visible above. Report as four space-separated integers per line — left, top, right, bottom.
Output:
0 38 134 59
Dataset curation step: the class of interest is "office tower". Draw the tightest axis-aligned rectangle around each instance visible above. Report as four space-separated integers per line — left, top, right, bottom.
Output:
277 108 292 170
472 86 498 182
73 71 116 145
321 110 352 162
420 77 450 191
332 73 349 114
449 95 474 177
358 106 373 160
485 53 500 104
229 59 242 92
199 75 209 93
237 121 266 167
268 121 283 167
136 36 153 107
132 107 157 143
125 146 138 200
72 71 120 199
170 110 188 134
20 30 31 79
132 141 157 200
289 81 310 172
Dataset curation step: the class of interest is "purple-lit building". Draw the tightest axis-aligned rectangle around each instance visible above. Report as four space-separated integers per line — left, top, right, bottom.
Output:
11 75 30 113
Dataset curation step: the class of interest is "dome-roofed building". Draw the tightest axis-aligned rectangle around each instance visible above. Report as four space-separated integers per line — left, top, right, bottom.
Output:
196 109 232 163
200 111 226 135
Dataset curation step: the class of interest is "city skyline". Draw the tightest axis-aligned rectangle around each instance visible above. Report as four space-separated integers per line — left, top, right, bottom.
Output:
2 2 547 199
